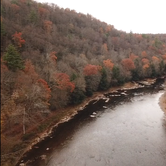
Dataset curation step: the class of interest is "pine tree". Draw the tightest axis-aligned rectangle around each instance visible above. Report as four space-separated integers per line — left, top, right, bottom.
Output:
98 68 109 90
3 44 24 71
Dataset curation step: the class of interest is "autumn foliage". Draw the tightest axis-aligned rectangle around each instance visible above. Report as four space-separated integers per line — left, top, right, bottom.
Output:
121 58 135 70
12 32 25 47
38 79 51 105
43 20 53 34
55 73 75 92
141 51 148 57
141 58 150 70
103 59 114 70
129 53 138 60
50 51 57 62
83 64 99 76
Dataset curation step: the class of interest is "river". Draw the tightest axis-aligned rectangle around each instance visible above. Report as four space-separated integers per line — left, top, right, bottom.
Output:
18 82 166 166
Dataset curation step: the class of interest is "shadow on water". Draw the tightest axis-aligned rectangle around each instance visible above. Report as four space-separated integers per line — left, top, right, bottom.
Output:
16 78 165 166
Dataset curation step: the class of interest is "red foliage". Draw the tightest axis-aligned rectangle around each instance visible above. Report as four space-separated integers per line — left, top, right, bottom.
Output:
152 56 159 63
103 59 114 70
141 58 149 65
43 20 53 34
12 32 25 47
129 53 138 61
162 54 166 63
143 64 149 70
38 7 48 17
141 51 148 57
55 73 75 92
121 58 135 70
50 51 57 62
38 79 51 102
24 60 38 82
83 64 99 76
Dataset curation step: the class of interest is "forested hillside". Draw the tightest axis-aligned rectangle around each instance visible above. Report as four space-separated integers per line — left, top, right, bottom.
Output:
1 0 166 164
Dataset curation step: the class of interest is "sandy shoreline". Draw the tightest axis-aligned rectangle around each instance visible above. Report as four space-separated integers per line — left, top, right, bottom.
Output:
159 92 166 113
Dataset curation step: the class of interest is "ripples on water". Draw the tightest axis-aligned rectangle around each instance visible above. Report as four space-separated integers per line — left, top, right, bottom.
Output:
45 91 166 166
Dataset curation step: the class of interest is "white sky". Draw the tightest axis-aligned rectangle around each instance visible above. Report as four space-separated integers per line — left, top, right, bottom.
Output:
35 0 166 34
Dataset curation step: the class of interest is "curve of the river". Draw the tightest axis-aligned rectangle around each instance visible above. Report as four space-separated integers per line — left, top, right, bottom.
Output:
45 91 166 166
19 82 166 166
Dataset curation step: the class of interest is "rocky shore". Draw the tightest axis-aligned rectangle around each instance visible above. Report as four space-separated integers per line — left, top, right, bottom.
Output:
1 78 164 166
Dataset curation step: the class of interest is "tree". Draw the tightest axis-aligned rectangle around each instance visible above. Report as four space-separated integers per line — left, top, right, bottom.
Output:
70 87 85 104
98 68 109 90
121 58 135 71
103 59 114 70
83 64 99 76
3 44 24 71
55 73 75 92
12 32 25 48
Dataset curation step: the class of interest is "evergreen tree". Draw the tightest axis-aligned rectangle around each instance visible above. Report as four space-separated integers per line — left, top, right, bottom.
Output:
150 64 157 78
3 44 24 71
98 68 109 90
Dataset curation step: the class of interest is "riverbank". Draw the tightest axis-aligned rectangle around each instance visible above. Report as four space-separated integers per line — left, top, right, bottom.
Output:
159 91 166 113
1 78 162 166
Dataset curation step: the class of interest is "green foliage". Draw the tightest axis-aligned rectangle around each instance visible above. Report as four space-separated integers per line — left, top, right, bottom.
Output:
142 34 147 39
3 44 24 71
85 76 93 97
153 38 162 48
159 60 165 76
70 88 85 104
85 87 93 97
98 68 109 91
21 132 35 141
11 0 19 5
29 11 38 23
1 22 6 36
150 64 157 78
112 66 120 80
70 73 77 81
12 142 27 152
131 69 140 81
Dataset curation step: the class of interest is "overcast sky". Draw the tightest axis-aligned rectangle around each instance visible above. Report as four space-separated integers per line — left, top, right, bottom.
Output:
35 0 166 34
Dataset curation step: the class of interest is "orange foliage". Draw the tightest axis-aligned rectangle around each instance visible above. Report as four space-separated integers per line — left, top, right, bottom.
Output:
162 54 166 60
24 60 38 82
105 25 112 32
143 64 149 70
135 34 142 41
38 7 48 16
141 58 149 64
38 79 51 104
55 73 75 92
83 64 99 76
141 51 148 57
121 58 135 70
97 65 102 72
43 20 53 34
152 56 159 63
102 43 108 54
129 53 138 60
12 32 25 48
50 51 57 62
103 59 114 70
99 27 103 34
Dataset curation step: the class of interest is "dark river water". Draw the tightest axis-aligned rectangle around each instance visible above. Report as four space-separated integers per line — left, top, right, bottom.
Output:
18 82 166 166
